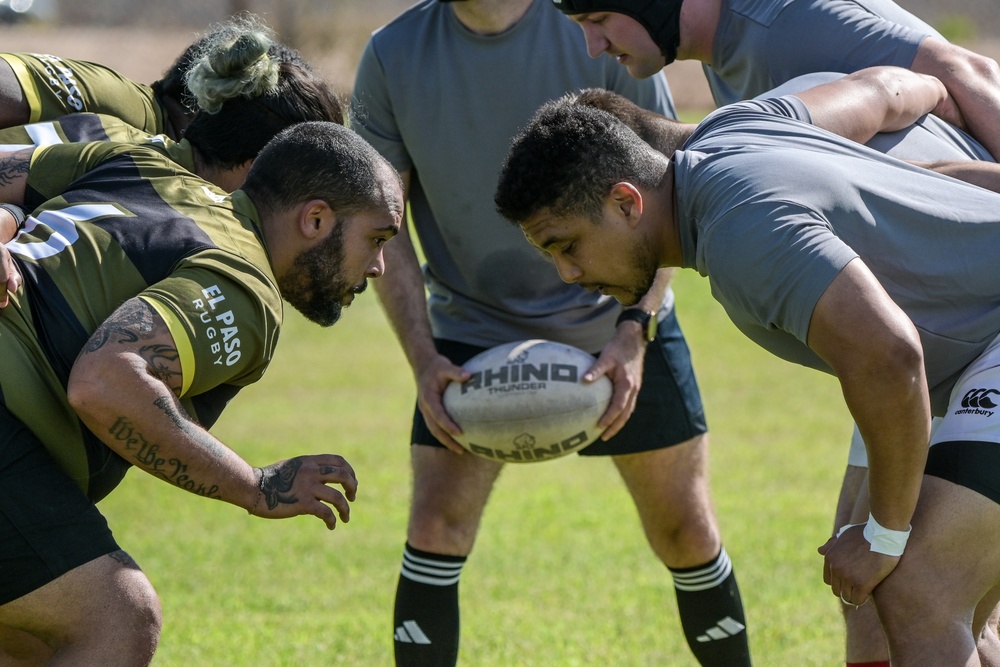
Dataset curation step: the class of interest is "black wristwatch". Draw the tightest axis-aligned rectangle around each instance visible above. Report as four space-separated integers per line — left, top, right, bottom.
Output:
615 308 657 342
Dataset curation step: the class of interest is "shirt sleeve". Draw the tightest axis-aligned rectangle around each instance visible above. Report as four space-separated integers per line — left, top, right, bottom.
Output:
702 200 857 344
350 38 413 172
765 0 930 83
139 258 280 398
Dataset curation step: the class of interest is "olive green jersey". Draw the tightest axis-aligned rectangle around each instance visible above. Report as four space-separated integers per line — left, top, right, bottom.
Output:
0 53 166 134
0 112 196 172
1 140 281 500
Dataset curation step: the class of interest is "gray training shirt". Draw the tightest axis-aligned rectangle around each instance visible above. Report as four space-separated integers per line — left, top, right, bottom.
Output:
706 0 942 107
351 0 676 351
673 96 1000 414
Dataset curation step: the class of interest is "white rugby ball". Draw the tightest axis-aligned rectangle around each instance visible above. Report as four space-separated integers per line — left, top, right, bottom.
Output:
442 339 613 463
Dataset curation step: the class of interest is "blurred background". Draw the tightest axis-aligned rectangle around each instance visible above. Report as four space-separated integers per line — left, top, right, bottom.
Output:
0 0 996 114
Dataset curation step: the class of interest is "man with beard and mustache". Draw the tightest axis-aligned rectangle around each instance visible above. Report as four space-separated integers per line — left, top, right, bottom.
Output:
0 120 403 665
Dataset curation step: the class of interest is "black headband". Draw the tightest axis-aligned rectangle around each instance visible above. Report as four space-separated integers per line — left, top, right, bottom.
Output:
552 0 684 65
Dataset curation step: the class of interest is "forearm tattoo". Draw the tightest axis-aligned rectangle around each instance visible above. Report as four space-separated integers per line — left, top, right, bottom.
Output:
0 148 31 189
259 459 302 510
107 415 222 499
152 395 224 458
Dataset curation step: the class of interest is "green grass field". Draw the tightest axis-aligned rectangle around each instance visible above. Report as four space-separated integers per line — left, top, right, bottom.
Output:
100 269 854 666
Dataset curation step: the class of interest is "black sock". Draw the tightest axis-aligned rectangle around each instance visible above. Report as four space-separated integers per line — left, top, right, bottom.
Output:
393 543 466 667
669 546 752 666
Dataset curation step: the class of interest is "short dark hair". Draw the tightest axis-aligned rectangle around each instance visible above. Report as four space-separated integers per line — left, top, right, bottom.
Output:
495 98 668 225
242 121 399 220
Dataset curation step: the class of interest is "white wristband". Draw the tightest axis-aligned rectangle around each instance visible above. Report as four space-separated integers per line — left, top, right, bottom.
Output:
862 513 911 557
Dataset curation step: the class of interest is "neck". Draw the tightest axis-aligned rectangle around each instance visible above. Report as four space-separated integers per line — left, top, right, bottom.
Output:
160 95 193 142
676 0 722 63
654 160 683 267
450 0 534 35
192 148 247 193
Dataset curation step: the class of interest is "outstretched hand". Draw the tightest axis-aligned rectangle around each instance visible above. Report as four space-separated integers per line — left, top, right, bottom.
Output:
250 455 358 530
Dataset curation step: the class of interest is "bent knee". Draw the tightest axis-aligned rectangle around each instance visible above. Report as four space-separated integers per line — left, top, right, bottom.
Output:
649 520 722 569
61 552 162 658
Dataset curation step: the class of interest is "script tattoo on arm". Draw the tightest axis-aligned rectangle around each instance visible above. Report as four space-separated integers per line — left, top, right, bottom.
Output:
152 395 225 458
107 415 222 499
85 299 183 396
259 459 302 510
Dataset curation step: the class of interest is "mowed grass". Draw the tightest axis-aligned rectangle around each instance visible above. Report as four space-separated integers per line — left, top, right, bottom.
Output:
99 269 854 666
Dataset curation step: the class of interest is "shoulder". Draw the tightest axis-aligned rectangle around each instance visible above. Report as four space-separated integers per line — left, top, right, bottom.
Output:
367 0 441 49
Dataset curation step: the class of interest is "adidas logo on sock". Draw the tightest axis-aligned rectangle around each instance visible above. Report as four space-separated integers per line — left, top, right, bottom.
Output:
394 620 431 645
696 616 746 642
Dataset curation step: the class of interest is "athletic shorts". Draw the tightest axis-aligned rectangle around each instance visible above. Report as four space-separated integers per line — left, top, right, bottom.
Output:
411 307 708 456
0 404 119 605
925 334 1000 505
0 53 164 133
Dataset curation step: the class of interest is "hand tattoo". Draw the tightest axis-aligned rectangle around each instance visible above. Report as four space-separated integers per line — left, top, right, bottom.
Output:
260 459 302 510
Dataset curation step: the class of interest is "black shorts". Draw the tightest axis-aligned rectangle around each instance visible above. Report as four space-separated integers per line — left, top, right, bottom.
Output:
411 308 708 456
925 439 1000 505
0 405 119 605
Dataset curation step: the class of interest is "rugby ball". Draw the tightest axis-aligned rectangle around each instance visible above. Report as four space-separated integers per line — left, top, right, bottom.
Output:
442 339 613 463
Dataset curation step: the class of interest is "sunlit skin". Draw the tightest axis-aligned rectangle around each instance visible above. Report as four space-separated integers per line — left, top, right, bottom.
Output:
281 207 400 326
519 182 669 306
569 12 667 79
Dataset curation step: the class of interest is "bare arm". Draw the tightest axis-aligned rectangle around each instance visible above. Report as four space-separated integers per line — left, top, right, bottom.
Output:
808 259 931 602
0 202 22 307
0 147 31 204
908 159 1000 194
373 170 470 453
68 298 358 529
795 66 956 144
911 38 1000 161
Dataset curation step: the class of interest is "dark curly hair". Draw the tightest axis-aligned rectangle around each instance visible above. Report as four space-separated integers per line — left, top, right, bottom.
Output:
495 97 668 225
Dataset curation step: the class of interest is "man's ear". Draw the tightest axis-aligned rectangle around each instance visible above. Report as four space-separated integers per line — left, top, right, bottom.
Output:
298 199 336 241
609 182 643 228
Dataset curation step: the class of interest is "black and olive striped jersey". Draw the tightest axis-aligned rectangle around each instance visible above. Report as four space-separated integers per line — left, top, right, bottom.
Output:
0 139 281 500
0 111 195 171
0 53 165 134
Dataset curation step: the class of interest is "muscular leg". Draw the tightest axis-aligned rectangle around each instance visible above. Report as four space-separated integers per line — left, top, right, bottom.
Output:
974 588 1000 667
407 445 503 555
875 476 1000 666
0 550 161 666
614 433 751 666
0 625 52 666
0 59 29 129
394 445 503 666
835 465 891 665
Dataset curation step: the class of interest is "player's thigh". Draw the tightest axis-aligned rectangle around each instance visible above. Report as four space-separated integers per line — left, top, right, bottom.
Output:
0 550 159 650
0 623 52 665
612 434 721 565
876 475 1000 629
613 433 712 515
408 444 503 552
